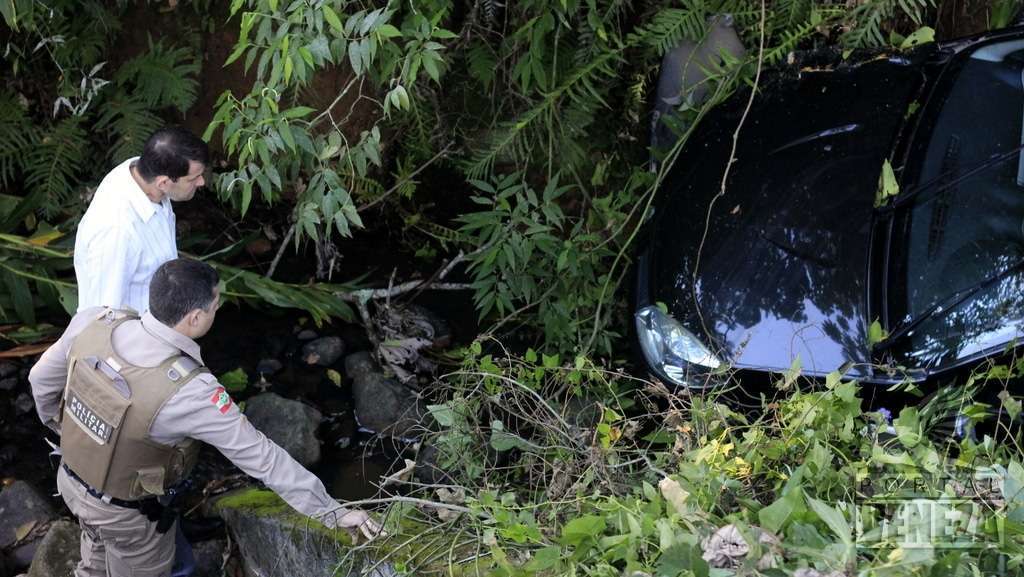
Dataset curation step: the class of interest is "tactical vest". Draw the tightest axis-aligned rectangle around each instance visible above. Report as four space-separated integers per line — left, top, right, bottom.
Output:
60 309 207 501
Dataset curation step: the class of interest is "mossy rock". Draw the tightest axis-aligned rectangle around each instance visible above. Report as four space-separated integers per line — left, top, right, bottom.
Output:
213 487 493 577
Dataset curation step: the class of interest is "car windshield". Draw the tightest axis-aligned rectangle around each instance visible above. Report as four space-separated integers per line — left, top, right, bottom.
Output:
899 39 1024 370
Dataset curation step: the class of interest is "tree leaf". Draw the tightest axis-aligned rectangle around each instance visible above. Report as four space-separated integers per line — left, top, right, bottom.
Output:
524 546 561 571
322 5 343 33
428 404 454 427
875 159 900 206
807 495 852 549
759 488 804 534
560 515 605 546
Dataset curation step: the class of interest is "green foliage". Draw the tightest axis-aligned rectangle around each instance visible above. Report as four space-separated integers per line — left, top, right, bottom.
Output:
218 367 249 393
22 118 88 219
206 0 454 240
376 351 1024 576
640 4 710 57
842 0 935 48
95 95 165 164
0 91 39 188
0 0 947 337
459 173 634 354
0 1 201 230
0 233 356 327
114 37 200 113
0 232 77 325
990 0 1022 29
212 261 356 326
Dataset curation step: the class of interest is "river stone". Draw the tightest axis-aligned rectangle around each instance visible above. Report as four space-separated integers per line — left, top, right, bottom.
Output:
192 538 226 577
213 488 396 577
256 358 283 376
14 393 34 416
413 444 452 485
0 481 58 549
302 336 345 366
345 352 427 438
0 360 18 379
26 519 79 577
244 393 322 468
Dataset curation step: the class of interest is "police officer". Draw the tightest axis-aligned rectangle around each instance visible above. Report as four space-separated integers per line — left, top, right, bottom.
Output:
29 258 380 577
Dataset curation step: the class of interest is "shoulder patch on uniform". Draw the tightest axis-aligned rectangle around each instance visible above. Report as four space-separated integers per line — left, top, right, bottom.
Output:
169 357 204 382
210 386 233 414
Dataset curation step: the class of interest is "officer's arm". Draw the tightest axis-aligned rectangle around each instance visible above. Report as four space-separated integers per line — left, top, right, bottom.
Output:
28 307 106 433
153 373 339 521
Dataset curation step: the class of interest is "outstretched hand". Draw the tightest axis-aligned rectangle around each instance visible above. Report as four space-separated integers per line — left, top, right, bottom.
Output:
326 506 385 541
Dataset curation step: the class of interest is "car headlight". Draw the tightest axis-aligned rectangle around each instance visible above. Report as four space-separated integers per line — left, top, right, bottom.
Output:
635 305 722 387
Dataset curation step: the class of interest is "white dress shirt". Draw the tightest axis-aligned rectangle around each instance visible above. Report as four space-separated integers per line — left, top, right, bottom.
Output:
74 157 178 313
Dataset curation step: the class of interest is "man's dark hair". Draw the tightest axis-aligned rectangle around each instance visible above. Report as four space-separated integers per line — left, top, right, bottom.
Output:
136 127 209 182
149 259 219 326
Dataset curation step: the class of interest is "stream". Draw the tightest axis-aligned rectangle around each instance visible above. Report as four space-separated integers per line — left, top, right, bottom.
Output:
0 286 478 575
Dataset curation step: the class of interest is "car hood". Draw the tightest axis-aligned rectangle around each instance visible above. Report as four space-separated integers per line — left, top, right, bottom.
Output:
647 56 924 379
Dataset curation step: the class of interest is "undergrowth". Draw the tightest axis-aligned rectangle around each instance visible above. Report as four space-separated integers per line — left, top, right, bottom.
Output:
346 344 1024 576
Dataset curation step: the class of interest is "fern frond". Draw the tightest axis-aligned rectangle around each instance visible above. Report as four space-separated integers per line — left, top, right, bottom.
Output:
466 41 498 89
0 91 39 188
842 0 933 47
637 3 708 57
349 173 387 203
478 0 500 28
762 19 817 64
464 49 620 179
95 92 164 163
771 0 814 31
115 37 200 113
49 1 115 71
23 117 87 218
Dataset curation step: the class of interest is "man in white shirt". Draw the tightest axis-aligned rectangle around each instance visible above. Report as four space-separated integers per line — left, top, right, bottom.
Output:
75 127 209 313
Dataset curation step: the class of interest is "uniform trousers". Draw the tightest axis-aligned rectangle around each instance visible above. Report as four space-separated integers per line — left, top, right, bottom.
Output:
56 465 176 577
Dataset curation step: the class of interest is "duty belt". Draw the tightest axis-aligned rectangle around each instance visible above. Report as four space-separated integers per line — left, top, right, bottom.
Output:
62 463 156 510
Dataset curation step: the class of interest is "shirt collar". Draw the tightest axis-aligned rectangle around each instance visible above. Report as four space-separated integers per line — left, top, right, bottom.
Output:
141 311 205 365
124 159 169 223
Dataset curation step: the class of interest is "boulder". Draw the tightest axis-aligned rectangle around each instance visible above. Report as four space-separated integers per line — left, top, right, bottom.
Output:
302 336 345 366
296 329 318 341
0 482 58 549
345 353 427 438
213 487 396 577
26 519 79 577
244 393 322 468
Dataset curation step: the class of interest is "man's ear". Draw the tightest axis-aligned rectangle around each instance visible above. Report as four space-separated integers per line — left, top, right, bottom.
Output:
186 308 202 328
153 175 172 191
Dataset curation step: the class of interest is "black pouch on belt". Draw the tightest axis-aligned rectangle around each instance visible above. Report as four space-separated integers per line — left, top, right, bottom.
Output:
138 498 164 525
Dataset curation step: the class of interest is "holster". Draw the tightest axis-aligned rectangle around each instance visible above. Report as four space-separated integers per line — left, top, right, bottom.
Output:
151 478 194 534
139 498 166 529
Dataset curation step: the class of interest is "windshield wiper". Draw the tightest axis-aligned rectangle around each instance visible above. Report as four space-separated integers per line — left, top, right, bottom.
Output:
874 258 1024 351
878 142 1024 213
